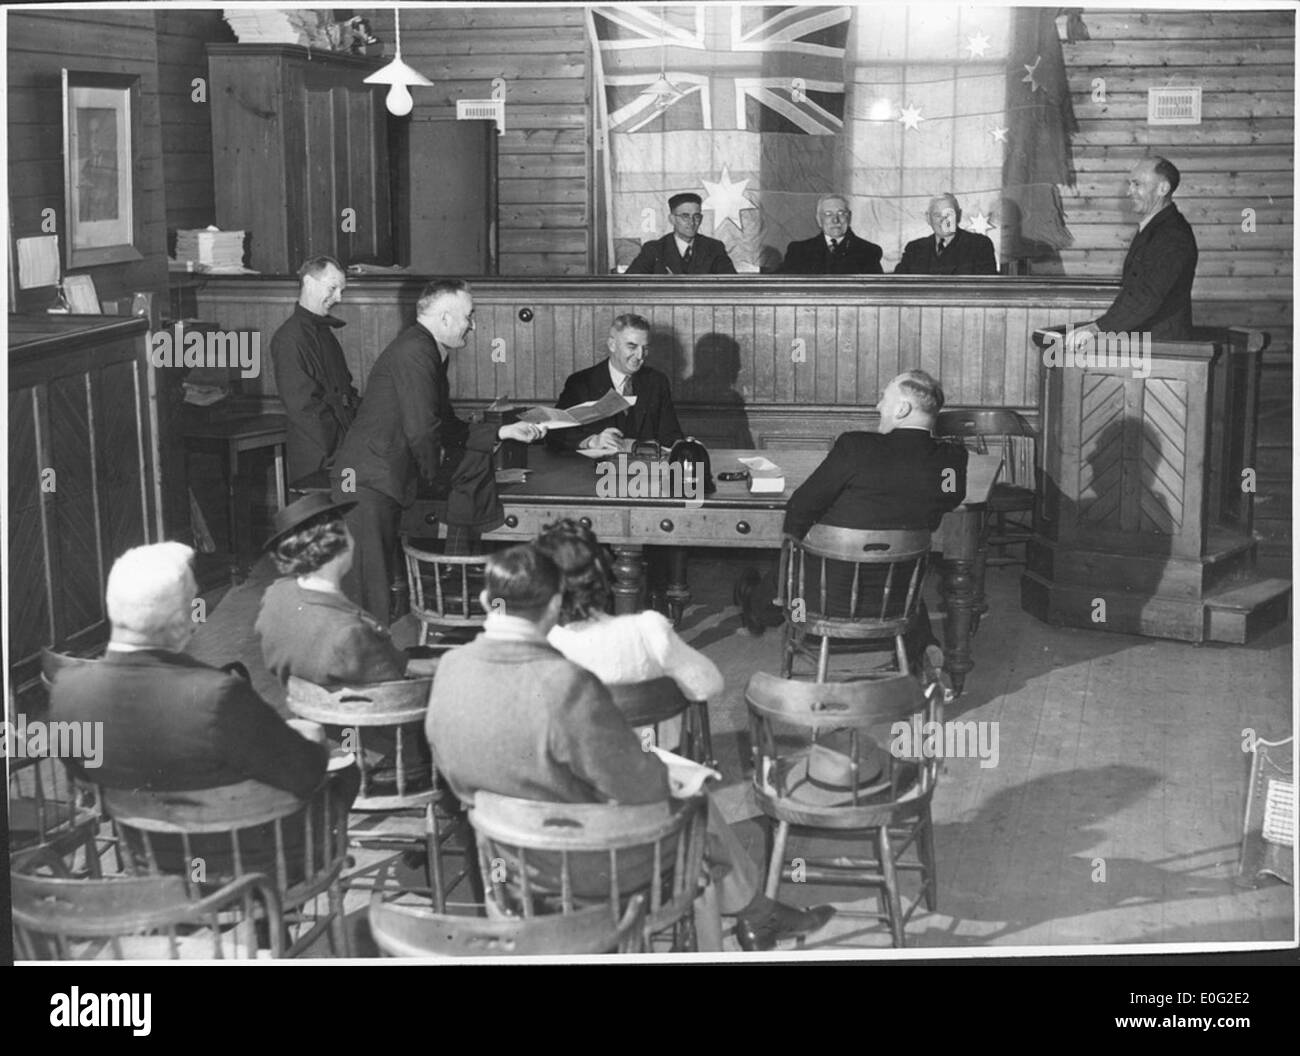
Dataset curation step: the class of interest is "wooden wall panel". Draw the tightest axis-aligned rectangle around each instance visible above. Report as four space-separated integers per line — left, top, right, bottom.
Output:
7 11 169 310
1059 7 1293 554
364 7 591 276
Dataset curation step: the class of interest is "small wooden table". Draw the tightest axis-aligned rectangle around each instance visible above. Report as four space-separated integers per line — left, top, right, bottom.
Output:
182 414 288 557
402 448 999 696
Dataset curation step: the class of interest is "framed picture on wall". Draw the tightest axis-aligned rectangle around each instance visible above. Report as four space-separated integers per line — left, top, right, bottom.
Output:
62 69 143 269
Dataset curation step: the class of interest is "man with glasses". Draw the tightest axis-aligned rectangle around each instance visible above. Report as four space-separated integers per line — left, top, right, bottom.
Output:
624 192 737 275
896 193 997 275
779 194 883 275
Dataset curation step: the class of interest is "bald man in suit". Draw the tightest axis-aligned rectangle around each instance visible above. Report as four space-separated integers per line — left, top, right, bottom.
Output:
896 194 998 276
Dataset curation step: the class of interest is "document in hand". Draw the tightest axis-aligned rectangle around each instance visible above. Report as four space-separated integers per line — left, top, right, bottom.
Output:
648 745 722 798
487 390 636 430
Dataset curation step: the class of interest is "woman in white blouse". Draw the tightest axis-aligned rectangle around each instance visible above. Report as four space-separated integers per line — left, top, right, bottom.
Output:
536 519 724 704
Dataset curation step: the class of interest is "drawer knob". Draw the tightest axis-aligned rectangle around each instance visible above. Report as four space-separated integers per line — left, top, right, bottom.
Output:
505 515 518 528
579 517 592 529
424 513 439 526
736 520 751 535
659 518 674 533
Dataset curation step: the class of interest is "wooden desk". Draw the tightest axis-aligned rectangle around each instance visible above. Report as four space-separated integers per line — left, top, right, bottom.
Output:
401 449 999 696
182 414 288 557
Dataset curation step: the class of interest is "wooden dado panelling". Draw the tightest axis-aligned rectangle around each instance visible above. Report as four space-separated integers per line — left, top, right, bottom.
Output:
195 276 1116 448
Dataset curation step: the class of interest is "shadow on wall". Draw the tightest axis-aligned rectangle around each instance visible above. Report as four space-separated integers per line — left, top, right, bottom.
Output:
673 330 754 448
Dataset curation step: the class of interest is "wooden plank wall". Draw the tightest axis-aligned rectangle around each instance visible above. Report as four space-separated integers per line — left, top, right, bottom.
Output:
6 10 169 310
1059 7 1294 555
154 9 235 238
362 6 591 276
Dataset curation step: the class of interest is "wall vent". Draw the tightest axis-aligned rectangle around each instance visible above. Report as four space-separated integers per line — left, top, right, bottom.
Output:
456 99 505 134
1147 87 1201 125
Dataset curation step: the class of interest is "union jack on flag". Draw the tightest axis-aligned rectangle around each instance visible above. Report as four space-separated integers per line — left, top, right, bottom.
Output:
591 5 851 136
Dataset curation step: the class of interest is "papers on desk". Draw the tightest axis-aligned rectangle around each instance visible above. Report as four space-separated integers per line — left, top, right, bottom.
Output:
649 746 722 799
738 455 785 494
488 390 634 430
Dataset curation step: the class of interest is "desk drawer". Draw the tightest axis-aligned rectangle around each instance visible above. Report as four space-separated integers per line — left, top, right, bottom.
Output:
489 506 631 541
628 507 784 546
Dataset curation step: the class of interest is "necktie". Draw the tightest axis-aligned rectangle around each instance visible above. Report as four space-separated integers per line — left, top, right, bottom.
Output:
681 242 693 270
936 238 947 256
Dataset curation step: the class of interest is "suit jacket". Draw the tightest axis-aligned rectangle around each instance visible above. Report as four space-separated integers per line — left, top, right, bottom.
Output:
549 360 684 451
1095 203 1198 339
624 233 736 275
332 322 493 509
895 228 998 276
784 428 969 539
779 229 884 275
270 305 360 484
49 649 327 797
256 578 406 687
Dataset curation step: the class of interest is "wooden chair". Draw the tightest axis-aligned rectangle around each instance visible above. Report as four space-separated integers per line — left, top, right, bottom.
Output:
936 408 1036 568
607 677 714 767
368 894 646 958
400 536 490 649
745 671 943 948
469 792 713 953
98 777 351 958
285 675 476 911
778 526 931 681
13 845 285 960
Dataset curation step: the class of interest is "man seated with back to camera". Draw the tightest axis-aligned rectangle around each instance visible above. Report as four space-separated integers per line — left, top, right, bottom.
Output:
424 543 835 951
50 542 358 881
735 370 967 690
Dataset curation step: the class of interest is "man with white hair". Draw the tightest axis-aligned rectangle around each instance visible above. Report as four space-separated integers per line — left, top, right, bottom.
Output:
331 278 543 624
895 193 998 275
778 194 883 274
49 542 337 860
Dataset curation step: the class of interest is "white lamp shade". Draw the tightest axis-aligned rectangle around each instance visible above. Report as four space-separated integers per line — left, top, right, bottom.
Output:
363 56 433 88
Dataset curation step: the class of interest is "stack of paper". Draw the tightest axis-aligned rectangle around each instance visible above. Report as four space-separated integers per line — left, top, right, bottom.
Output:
175 227 246 271
222 9 306 43
738 455 785 494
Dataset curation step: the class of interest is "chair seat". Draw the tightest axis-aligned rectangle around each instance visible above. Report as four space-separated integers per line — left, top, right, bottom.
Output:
988 483 1034 512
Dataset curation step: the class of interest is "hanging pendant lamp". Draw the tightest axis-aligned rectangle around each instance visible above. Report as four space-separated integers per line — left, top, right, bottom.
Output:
364 9 432 117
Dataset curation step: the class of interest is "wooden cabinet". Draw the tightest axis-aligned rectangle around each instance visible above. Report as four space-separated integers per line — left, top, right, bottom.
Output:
7 315 158 706
207 44 392 273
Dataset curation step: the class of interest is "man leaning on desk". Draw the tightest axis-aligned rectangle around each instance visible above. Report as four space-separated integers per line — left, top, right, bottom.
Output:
549 313 685 454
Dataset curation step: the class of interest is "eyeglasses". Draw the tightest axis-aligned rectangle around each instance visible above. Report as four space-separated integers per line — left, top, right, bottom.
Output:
672 213 704 222
819 211 849 220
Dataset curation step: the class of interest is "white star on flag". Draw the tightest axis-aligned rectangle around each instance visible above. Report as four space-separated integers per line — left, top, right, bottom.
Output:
1022 55 1042 92
701 165 756 233
990 126 1008 143
965 211 994 236
966 31 991 58
897 104 924 131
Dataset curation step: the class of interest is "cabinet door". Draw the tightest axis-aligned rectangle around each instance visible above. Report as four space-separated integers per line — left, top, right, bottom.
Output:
298 72 390 267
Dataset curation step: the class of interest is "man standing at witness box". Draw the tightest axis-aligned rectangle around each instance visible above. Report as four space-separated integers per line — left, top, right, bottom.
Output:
270 256 359 485
330 279 542 626
623 193 737 275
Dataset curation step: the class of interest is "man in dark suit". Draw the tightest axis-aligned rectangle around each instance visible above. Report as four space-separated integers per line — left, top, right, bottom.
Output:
895 194 998 276
550 313 684 453
330 279 542 625
426 543 834 951
778 194 883 275
1073 156 1197 343
270 256 360 484
736 371 967 685
624 193 737 275
49 542 351 878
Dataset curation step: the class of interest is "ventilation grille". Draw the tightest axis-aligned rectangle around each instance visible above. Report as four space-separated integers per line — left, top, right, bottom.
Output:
456 99 505 134
1147 87 1201 125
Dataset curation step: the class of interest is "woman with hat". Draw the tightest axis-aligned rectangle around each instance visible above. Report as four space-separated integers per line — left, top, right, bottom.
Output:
256 492 410 687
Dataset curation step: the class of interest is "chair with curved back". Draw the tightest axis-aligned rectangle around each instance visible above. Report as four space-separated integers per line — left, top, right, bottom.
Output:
745 671 943 948
400 536 490 649
778 526 932 681
469 792 714 953
285 674 476 911
368 893 646 958
12 844 285 961
936 407 1035 572
98 777 351 958
606 677 714 767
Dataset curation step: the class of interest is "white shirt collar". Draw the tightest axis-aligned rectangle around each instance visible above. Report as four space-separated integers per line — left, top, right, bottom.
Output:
106 641 173 654
483 611 550 644
609 361 630 393
674 235 694 259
